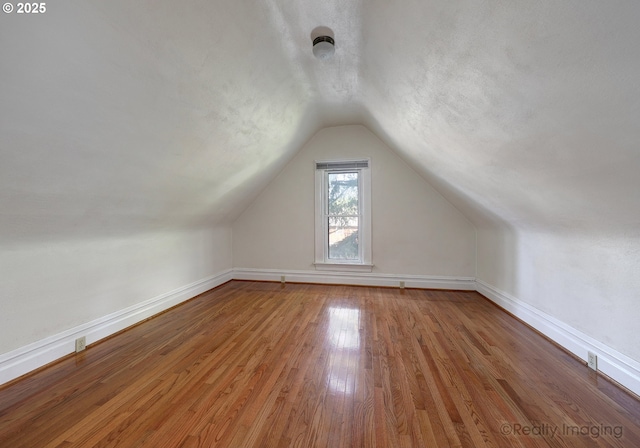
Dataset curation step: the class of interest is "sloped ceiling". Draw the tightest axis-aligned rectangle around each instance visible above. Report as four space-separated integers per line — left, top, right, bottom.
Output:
2 0 639 244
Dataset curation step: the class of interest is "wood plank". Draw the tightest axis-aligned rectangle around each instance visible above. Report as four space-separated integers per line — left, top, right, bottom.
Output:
1 281 639 447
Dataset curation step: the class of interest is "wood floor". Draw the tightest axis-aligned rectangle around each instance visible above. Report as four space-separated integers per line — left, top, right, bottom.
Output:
1 281 639 447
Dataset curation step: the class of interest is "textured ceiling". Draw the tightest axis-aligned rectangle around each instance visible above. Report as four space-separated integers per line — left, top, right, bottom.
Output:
1 0 639 244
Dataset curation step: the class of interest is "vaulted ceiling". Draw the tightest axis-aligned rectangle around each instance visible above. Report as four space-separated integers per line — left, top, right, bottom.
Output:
2 0 639 244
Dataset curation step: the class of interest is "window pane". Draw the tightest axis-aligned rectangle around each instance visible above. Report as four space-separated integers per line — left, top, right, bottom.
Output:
328 216 359 260
328 172 358 216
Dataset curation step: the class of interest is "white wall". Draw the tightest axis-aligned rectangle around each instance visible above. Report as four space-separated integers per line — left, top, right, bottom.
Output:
233 125 475 277
477 222 640 392
0 226 232 357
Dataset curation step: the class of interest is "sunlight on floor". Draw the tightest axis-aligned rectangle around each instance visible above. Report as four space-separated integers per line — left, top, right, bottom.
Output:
326 306 360 395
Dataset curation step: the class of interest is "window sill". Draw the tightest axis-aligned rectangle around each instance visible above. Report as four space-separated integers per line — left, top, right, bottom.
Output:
314 262 374 273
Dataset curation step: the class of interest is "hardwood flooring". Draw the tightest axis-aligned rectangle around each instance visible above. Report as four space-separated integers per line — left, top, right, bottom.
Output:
1 281 639 447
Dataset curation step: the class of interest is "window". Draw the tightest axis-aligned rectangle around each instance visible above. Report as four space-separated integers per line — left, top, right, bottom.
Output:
315 159 372 271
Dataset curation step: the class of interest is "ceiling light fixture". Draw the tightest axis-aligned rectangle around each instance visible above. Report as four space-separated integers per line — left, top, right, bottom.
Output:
312 35 335 60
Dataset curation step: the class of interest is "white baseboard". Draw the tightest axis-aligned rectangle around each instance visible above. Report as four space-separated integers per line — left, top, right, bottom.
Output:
232 267 476 290
0 269 233 386
476 279 640 397
3 270 639 400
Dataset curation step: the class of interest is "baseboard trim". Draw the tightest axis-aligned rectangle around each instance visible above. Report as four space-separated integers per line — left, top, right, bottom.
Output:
476 279 640 397
232 268 476 290
0 269 233 386
3 271 639 399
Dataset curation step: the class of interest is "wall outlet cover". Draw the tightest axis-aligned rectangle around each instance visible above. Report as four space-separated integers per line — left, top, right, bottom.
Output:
587 351 597 370
75 336 86 353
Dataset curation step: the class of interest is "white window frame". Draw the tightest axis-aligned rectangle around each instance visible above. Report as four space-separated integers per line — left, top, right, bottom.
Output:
314 159 372 272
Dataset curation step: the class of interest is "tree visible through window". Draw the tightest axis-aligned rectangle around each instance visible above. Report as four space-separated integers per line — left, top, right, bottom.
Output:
315 159 371 271
327 172 359 260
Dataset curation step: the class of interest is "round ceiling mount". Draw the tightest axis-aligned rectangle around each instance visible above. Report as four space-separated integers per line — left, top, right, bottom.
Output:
312 35 335 60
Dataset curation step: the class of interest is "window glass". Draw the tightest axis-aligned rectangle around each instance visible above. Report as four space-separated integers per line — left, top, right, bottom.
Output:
327 172 359 260
314 159 371 270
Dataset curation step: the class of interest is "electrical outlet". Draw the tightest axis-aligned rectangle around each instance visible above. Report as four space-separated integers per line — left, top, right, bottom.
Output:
280 275 285 283
399 281 405 289
587 351 597 370
75 336 86 353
